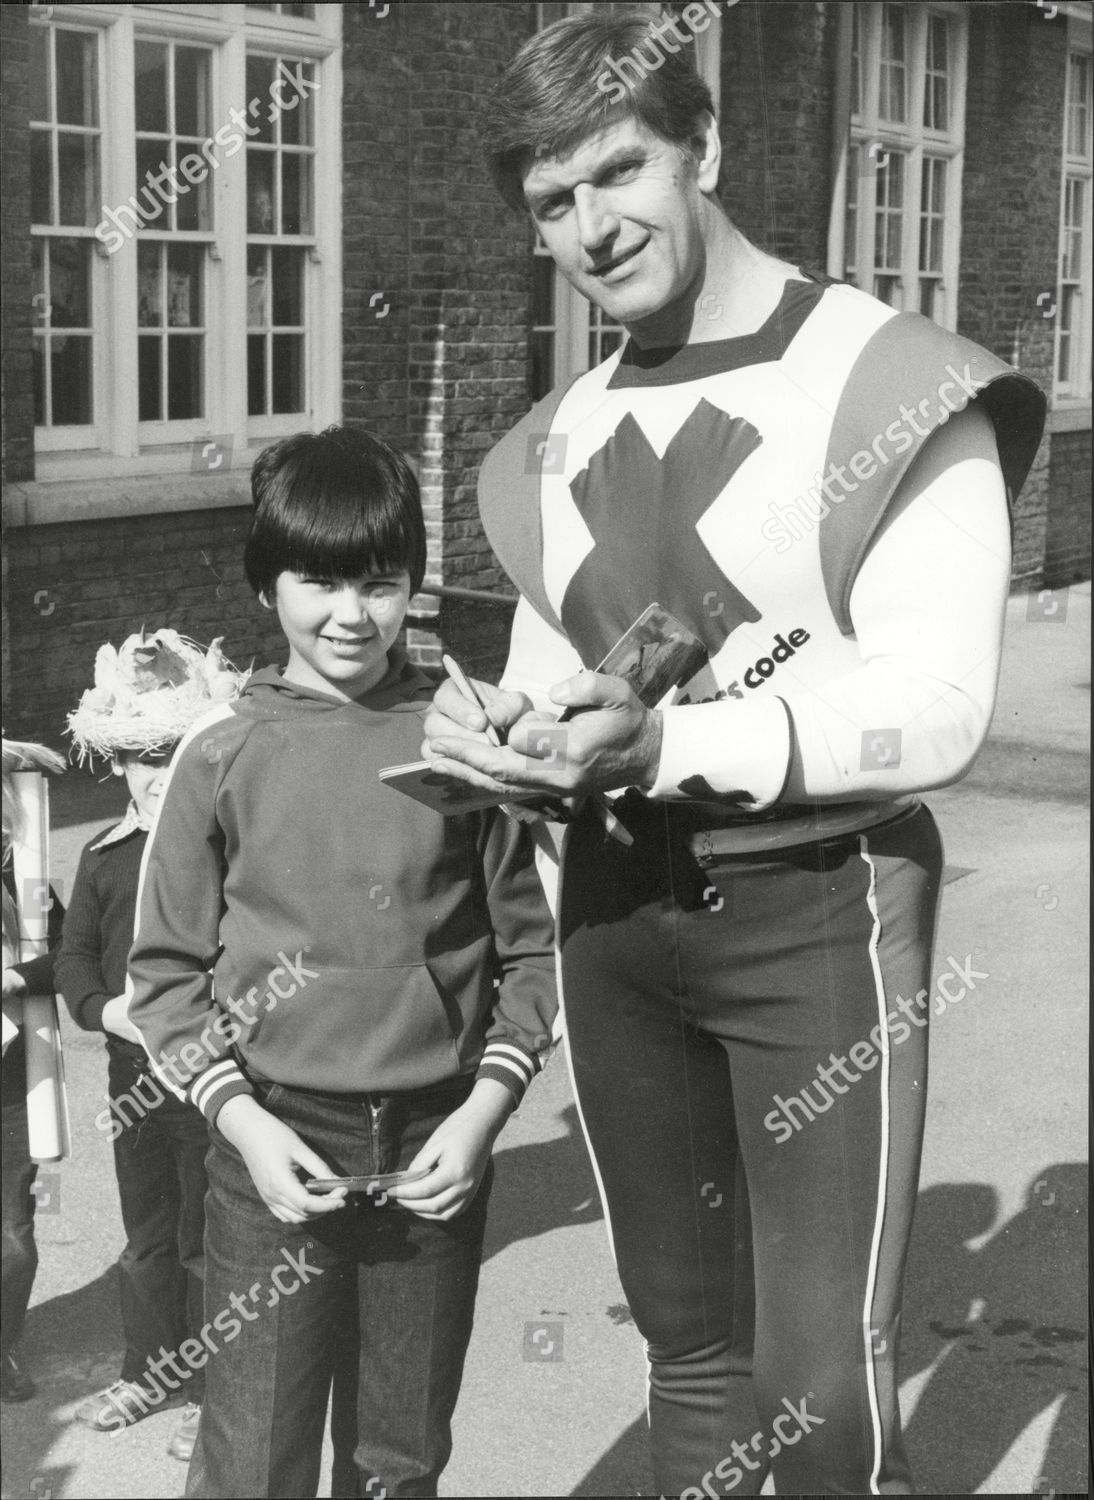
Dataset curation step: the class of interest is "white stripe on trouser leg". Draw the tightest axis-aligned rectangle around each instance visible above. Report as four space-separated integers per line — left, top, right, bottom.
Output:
858 835 887 1497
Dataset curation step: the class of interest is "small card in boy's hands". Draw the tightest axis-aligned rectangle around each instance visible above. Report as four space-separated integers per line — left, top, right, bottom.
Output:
306 1167 432 1193
379 603 708 816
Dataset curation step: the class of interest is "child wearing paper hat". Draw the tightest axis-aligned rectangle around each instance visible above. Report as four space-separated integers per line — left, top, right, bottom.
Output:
57 629 246 1461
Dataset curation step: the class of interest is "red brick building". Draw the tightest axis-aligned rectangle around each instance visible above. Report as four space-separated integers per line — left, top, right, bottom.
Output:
2 1 1090 744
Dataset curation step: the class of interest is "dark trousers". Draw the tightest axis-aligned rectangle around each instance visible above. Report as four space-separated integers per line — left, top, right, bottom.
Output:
186 1073 491 1500
559 799 943 1497
107 1043 209 1397
1 1089 38 1360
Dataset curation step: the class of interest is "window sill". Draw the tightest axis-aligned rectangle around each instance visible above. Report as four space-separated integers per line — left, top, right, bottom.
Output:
1047 404 1092 434
2 469 253 528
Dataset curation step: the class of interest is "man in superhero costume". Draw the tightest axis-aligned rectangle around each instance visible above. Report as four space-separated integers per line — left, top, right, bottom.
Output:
424 12 1045 1495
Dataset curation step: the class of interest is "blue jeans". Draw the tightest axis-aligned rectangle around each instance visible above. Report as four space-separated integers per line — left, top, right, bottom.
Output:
186 1073 492 1500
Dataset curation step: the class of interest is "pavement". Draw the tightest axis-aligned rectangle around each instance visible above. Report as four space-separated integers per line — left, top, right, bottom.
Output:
1 582 1088 1499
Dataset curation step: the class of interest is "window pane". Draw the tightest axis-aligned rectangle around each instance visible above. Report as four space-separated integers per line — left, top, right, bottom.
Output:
33 343 46 426
136 138 171 229
51 335 92 423
30 131 52 224
55 29 97 128
280 151 311 234
278 62 314 147
138 243 163 327
135 41 168 134
530 329 554 402
167 335 202 419
880 4 906 124
57 131 99 227
50 238 90 327
175 47 210 138
532 254 554 327
246 55 276 145
248 149 276 232
175 146 211 231
271 333 303 412
1067 54 1090 158
271 247 302 325
248 334 266 414
139 335 161 419
30 27 50 121
248 246 268 326
167 245 203 328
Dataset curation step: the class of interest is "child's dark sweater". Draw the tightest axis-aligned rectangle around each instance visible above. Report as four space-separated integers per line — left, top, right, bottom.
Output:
55 816 147 1060
128 650 558 1125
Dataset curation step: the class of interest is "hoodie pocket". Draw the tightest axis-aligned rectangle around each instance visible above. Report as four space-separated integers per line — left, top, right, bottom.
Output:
239 963 464 1092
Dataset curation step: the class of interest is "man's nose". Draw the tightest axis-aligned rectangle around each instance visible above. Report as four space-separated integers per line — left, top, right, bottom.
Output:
573 185 618 254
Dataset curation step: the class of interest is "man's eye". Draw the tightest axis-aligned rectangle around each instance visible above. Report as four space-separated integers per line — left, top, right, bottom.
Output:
536 197 569 221
607 159 642 182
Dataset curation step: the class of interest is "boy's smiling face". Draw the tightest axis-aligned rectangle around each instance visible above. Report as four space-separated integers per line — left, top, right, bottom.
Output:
268 569 412 700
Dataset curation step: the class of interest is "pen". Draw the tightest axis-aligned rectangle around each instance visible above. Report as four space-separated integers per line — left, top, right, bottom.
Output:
441 654 633 848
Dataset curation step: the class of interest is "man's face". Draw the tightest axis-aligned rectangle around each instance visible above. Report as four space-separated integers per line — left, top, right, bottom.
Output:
522 115 718 339
269 569 412 701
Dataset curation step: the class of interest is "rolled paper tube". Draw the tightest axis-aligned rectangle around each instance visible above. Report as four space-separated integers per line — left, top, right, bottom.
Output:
25 993 71 1162
11 770 51 956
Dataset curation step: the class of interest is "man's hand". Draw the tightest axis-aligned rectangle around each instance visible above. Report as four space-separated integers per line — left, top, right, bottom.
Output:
424 671 663 799
385 1079 514 1222
216 1094 348 1225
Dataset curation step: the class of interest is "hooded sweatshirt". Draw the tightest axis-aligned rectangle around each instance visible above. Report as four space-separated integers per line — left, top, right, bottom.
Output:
125 649 557 1126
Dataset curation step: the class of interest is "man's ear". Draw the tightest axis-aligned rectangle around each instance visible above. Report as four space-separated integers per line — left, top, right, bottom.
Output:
257 590 272 610
691 111 721 196
109 758 125 779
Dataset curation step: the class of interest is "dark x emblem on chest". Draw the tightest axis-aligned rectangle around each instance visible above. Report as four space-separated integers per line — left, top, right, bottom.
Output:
560 398 764 665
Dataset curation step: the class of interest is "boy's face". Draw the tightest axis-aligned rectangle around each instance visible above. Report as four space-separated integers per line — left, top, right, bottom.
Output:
112 748 175 824
269 570 412 700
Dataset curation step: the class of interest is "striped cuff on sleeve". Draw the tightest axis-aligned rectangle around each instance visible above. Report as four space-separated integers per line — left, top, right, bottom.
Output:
189 1057 255 1126
475 1041 541 1104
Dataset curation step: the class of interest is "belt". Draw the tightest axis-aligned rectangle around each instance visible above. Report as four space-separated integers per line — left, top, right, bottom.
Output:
686 797 919 861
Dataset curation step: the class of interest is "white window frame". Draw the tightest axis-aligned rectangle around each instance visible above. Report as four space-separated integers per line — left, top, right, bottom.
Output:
1054 21 1092 407
834 1 968 331
29 2 342 488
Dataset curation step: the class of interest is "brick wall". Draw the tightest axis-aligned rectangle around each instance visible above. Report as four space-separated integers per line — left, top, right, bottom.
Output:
718 0 836 267
960 3 1065 587
341 1 534 677
1045 430 1092 586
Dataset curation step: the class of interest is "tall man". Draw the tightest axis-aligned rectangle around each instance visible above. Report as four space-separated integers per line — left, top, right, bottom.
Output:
424 12 1045 1495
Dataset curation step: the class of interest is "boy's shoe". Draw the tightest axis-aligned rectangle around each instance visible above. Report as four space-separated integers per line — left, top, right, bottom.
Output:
167 1402 202 1462
1 1352 36 1402
74 1378 188 1431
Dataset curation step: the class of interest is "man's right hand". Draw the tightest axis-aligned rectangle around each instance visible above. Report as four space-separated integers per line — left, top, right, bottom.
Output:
423 676 532 748
215 1094 348 1224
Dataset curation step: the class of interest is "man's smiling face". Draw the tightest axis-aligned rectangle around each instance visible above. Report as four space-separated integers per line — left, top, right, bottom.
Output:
523 115 719 341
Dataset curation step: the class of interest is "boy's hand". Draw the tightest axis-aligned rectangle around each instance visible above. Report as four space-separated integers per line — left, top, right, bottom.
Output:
386 1079 515 1222
216 1094 348 1225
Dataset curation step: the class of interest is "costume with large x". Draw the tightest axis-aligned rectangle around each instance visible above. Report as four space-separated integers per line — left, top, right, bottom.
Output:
476 271 1045 1497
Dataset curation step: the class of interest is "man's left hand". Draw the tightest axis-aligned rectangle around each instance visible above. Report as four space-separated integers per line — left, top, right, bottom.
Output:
426 671 662 798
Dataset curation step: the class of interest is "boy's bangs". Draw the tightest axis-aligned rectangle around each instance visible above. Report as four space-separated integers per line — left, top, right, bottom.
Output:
280 490 413 583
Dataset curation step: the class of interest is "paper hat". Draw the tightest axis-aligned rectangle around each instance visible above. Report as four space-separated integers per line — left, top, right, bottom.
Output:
66 628 248 764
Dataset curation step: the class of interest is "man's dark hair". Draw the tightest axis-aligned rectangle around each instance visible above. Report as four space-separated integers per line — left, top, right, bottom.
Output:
483 9 716 211
244 426 426 598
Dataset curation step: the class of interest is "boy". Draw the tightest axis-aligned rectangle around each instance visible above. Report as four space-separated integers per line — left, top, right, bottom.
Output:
126 426 557 1499
58 630 247 1461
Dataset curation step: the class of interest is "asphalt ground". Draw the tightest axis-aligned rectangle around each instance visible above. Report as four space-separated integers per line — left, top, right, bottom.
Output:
1 583 1088 1499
